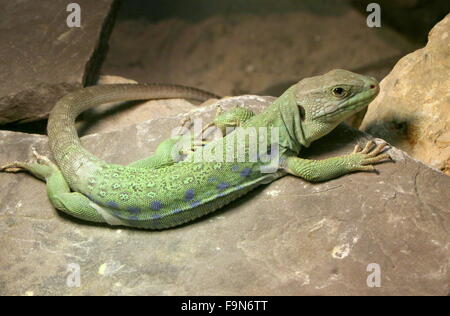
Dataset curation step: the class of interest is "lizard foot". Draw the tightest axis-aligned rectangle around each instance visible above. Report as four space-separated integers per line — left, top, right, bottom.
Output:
179 140 208 156
174 117 193 137
348 140 391 172
1 147 56 173
31 147 52 165
179 117 192 129
0 162 27 173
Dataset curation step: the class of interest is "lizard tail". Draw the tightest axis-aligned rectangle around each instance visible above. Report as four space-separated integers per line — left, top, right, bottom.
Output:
47 83 219 188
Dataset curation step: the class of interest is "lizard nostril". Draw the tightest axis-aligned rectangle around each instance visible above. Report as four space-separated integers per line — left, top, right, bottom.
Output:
370 84 376 89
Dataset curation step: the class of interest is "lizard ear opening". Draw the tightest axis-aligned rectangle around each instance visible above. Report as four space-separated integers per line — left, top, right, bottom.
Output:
298 105 306 121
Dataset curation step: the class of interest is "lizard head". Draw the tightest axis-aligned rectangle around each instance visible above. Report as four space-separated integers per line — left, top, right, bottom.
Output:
289 69 379 147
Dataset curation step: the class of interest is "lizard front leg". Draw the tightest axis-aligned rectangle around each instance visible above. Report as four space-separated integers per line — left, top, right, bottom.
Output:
285 141 391 182
128 117 205 168
200 105 256 138
128 137 187 169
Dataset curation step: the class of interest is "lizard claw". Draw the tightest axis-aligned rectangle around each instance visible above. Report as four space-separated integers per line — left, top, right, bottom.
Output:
174 117 193 137
352 144 361 154
353 164 375 172
179 117 192 129
366 142 389 158
360 140 375 154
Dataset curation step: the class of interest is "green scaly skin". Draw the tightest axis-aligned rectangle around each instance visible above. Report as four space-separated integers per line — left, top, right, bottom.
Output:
1 70 391 229
209 105 255 136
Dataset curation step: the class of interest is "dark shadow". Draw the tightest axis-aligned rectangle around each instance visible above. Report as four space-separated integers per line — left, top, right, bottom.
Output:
361 113 419 148
350 0 450 45
84 1 121 86
57 211 116 230
0 100 148 136
0 119 48 135
116 0 351 23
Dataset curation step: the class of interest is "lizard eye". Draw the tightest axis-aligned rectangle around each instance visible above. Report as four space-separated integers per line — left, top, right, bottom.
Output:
332 87 348 98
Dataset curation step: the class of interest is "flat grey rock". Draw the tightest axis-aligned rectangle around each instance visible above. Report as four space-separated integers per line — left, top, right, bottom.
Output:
0 0 118 124
0 96 449 295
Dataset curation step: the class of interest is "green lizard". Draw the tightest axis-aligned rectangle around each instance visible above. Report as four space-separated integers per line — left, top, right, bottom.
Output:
1 70 390 229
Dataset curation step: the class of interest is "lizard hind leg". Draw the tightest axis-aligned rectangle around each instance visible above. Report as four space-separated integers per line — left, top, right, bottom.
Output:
1 147 61 180
44 167 106 223
1 148 105 223
1 152 53 182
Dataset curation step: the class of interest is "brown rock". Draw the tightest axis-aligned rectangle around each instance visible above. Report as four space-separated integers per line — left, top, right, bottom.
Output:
0 96 448 295
103 0 418 98
361 14 450 175
0 0 118 125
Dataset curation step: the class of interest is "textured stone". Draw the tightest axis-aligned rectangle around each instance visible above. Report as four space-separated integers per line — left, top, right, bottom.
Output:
0 96 449 296
0 0 118 125
361 14 450 175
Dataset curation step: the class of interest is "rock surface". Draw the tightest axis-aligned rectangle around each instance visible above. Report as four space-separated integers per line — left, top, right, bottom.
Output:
0 96 449 296
0 0 118 125
103 0 418 98
361 14 450 175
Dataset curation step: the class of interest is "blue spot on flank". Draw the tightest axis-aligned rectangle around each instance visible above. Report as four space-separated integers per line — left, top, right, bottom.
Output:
150 201 163 211
152 214 162 220
240 167 252 177
113 211 128 220
86 195 101 204
217 182 230 191
127 206 141 214
216 192 227 198
107 201 119 209
128 215 139 221
231 165 240 172
171 209 183 214
184 189 195 201
190 200 202 208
